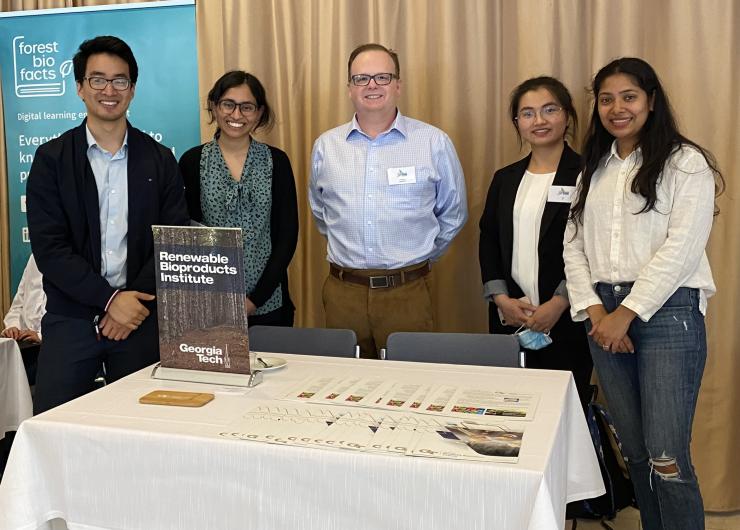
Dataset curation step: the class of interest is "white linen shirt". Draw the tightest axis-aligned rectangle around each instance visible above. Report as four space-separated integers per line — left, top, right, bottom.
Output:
563 142 716 322
86 126 129 289
309 112 468 269
3 255 45 338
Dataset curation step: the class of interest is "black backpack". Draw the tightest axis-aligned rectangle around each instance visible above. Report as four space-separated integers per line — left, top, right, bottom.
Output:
566 391 636 528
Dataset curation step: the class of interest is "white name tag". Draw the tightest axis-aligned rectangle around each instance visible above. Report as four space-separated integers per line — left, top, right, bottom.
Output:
387 166 416 185
548 185 576 203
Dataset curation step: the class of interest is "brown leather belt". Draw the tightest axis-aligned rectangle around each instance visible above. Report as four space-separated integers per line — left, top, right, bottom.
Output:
330 263 430 289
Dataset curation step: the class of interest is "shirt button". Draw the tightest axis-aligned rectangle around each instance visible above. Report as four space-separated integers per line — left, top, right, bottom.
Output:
614 285 622 293
110 220 115 225
107 250 113 255
367 221 371 225
111 189 116 194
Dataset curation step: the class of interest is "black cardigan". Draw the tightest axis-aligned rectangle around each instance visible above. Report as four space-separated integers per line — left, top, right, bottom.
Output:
178 143 298 310
479 143 581 309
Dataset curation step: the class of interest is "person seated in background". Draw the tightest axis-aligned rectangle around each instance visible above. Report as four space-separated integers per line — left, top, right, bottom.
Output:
179 71 298 327
2 253 45 385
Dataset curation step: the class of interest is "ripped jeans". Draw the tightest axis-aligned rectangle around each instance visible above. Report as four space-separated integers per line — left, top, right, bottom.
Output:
587 284 706 530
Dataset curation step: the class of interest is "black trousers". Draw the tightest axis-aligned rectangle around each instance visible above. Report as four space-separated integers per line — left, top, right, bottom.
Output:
33 311 159 415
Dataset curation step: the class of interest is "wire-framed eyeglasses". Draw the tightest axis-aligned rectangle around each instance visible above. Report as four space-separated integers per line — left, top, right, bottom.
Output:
515 104 563 122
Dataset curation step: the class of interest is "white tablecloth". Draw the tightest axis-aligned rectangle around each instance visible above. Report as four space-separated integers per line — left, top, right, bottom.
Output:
0 354 604 530
0 338 32 440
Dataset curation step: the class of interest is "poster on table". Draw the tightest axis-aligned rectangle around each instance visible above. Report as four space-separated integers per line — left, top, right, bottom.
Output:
0 0 200 293
153 225 252 375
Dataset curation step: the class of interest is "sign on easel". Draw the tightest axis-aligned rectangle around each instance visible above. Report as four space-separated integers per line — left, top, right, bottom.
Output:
151 225 259 386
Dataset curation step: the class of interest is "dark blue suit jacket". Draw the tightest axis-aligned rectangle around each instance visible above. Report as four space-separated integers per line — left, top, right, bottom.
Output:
26 120 189 320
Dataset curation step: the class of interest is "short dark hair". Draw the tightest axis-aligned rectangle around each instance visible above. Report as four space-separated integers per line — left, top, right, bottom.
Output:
509 76 578 146
206 71 275 133
73 36 138 84
347 43 400 83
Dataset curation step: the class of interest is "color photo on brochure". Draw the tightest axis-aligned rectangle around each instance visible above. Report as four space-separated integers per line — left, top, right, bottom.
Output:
440 423 523 459
442 387 538 420
153 225 251 374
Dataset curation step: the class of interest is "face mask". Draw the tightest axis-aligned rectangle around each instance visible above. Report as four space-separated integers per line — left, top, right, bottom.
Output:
515 326 552 350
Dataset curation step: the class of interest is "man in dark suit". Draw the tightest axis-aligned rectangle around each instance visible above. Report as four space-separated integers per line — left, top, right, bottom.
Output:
26 36 189 414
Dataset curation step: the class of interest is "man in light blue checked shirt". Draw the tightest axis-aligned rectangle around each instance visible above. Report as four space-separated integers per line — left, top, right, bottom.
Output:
309 43 467 358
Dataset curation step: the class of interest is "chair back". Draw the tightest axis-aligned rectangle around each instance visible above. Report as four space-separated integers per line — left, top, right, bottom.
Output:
249 326 359 358
384 332 524 367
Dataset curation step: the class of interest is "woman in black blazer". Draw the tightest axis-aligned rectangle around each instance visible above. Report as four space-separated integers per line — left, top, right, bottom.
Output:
479 77 592 405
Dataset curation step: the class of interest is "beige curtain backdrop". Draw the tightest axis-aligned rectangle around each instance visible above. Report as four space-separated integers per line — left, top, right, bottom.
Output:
0 0 737 511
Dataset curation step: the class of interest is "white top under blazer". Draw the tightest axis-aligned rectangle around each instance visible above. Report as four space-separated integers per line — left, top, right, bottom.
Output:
512 170 556 306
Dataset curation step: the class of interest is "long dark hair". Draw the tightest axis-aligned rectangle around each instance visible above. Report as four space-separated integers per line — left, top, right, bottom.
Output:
570 57 724 225
509 76 578 148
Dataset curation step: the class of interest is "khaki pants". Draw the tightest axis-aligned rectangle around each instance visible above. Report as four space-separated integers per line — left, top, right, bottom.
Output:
322 264 436 358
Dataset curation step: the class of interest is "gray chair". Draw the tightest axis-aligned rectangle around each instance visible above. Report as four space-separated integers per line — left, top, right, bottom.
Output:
383 332 524 368
248 326 360 358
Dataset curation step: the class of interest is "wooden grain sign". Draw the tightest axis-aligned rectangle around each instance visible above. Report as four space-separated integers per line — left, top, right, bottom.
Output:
152 225 251 374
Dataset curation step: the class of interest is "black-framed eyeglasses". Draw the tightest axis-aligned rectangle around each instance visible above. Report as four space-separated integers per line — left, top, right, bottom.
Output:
515 104 563 122
218 99 259 115
84 76 131 91
350 73 397 86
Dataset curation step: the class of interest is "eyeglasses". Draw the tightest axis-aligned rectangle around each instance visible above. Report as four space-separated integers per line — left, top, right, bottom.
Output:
350 73 397 86
217 99 259 115
515 104 563 122
84 76 131 91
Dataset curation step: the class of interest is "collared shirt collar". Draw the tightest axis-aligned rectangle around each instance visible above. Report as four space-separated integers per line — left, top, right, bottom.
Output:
604 139 642 166
346 109 407 141
85 124 129 157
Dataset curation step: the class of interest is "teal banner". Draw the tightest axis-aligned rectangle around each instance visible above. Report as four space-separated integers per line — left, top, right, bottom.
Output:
0 0 200 293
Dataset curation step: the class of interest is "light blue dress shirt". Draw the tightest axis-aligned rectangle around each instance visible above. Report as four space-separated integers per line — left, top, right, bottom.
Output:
86 126 129 289
309 112 467 269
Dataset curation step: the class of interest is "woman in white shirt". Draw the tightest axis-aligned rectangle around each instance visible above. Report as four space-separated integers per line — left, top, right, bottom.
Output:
2 254 45 385
479 77 592 407
564 57 724 530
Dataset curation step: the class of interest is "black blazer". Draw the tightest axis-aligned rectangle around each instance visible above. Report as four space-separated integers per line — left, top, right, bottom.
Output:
26 120 189 320
479 144 580 316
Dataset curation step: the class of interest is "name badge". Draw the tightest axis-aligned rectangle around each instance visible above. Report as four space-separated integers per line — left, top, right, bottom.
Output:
548 185 576 203
387 166 416 185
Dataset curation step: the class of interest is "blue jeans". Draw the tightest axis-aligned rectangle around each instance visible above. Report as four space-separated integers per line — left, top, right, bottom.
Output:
586 283 706 530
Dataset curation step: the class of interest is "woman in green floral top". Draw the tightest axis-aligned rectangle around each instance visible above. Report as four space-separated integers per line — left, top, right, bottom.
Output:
179 71 298 326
